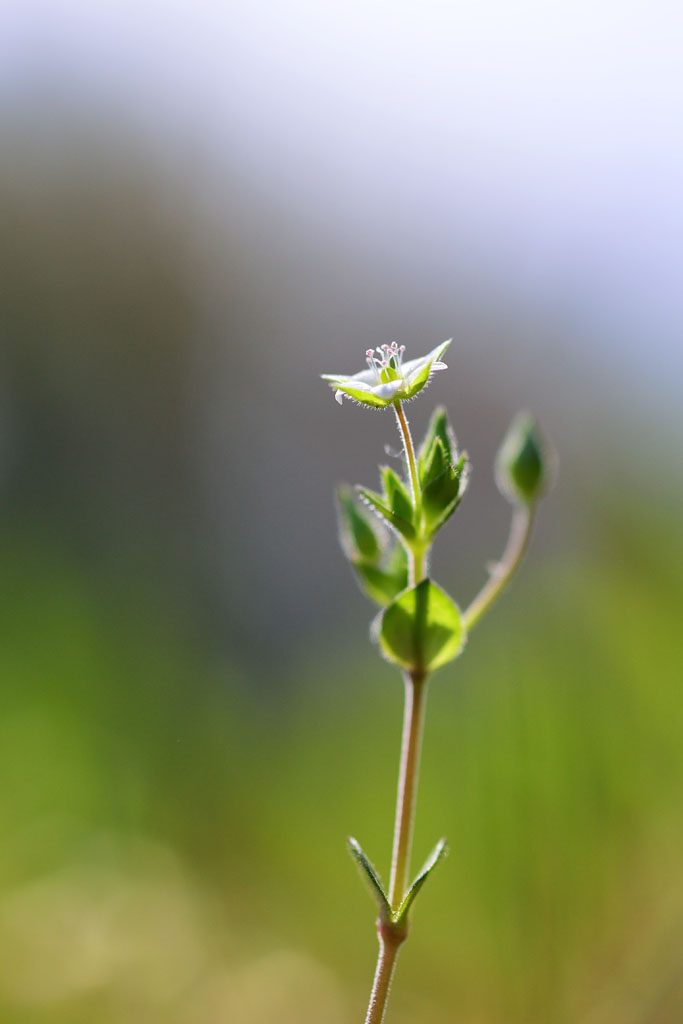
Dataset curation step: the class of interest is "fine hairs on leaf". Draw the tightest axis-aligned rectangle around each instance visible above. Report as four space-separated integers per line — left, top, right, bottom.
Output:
347 837 392 923
394 838 448 926
321 342 553 1024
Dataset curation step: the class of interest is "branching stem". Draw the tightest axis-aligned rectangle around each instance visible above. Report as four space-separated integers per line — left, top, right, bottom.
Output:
463 504 535 632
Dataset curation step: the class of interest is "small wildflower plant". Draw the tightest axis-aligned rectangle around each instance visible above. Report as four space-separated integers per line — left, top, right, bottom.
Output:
322 342 553 1024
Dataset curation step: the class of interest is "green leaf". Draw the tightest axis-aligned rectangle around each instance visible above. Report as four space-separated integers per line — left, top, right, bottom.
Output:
347 837 391 923
336 486 383 563
380 466 414 524
418 407 457 478
394 838 448 926
422 452 470 535
377 579 465 672
354 561 409 606
420 437 447 489
357 486 416 541
495 413 549 506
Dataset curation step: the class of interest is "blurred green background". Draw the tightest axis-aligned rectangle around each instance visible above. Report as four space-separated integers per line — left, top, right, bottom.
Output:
2 2 683 1022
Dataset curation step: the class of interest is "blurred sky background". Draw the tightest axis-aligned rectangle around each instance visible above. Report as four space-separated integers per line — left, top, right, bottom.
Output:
1 2 683 1023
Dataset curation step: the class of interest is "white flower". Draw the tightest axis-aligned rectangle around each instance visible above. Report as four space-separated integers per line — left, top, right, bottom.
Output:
321 340 451 408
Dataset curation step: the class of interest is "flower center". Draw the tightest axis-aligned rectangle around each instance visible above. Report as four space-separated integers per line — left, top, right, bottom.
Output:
365 342 407 386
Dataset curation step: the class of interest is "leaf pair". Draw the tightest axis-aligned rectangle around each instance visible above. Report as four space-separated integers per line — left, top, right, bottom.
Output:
347 836 448 928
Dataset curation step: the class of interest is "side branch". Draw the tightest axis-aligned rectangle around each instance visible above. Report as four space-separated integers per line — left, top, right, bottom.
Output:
463 504 535 632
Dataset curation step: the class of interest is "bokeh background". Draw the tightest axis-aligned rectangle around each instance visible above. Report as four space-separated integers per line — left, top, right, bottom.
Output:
1 2 683 1021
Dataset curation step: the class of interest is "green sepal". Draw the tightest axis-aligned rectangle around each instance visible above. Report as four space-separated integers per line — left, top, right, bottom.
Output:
347 837 392 924
377 578 465 672
357 486 416 542
324 381 395 408
394 838 448 926
336 485 383 564
380 466 414 524
495 413 552 506
422 452 470 536
353 560 409 607
418 407 457 480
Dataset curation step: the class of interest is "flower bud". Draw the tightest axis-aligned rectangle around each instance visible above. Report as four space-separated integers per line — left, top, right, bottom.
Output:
495 413 552 506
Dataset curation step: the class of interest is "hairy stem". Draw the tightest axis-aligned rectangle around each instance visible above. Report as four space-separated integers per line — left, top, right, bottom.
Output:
364 926 405 1024
463 504 535 632
393 400 425 584
388 670 428 909
363 672 427 1024
364 403 432 1023
393 401 420 513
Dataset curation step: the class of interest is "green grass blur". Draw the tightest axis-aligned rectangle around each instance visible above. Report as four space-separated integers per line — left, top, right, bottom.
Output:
0 494 682 1024
1 110 682 1023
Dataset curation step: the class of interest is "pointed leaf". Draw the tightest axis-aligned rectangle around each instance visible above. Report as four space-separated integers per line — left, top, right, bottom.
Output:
394 838 448 925
380 466 414 524
422 463 459 518
423 453 471 535
420 437 448 489
347 837 392 923
336 486 383 563
418 407 457 477
377 579 465 672
357 486 416 541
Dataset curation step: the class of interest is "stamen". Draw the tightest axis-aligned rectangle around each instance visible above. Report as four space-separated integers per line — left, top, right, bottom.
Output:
363 343 409 383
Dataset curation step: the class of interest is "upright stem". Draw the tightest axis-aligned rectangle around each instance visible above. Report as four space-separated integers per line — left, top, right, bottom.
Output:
394 401 421 521
364 400 430 1024
463 504 535 632
364 927 404 1024
393 400 425 584
388 671 428 908
364 671 427 1024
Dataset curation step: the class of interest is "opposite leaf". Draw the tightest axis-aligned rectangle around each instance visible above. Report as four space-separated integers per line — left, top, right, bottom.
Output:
394 838 448 926
336 485 383 563
377 579 465 672
418 407 457 479
347 837 392 923
380 466 414 524
357 486 416 542
422 452 470 536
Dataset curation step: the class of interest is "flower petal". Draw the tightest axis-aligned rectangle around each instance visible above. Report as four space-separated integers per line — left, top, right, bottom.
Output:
373 380 403 400
400 339 452 379
321 367 377 386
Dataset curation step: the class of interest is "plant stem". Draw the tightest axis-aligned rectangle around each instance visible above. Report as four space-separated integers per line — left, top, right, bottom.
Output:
363 671 427 1024
394 401 421 523
363 402 431 1023
364 925 405 1024
388 670 428 909
393 400 425 584
463 504 535 632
